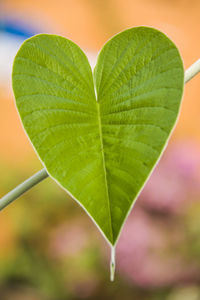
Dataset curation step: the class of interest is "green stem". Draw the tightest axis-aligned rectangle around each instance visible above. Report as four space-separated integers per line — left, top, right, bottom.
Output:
0 169 48 211
0 59 200 212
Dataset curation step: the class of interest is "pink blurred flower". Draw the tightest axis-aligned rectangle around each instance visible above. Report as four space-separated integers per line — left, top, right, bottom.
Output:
139 140 200 214
117 208 200 287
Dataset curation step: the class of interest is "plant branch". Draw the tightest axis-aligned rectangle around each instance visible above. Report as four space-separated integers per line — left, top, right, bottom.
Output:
0 58 200 211
184 59 200 83
0 169 48 211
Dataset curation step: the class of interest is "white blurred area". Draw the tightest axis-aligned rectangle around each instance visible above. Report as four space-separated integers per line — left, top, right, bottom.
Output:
0 32 24 91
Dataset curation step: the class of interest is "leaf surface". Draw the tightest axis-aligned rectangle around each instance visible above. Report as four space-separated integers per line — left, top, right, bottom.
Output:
12 27 184 245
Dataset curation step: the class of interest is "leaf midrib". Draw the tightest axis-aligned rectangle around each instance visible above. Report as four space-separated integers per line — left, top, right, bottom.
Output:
96 101 114 243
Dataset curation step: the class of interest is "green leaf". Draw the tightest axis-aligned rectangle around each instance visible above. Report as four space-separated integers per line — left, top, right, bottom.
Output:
12 27 184 245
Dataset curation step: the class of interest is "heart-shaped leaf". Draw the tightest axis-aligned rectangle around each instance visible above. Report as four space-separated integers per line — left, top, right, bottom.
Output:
12 27 184 246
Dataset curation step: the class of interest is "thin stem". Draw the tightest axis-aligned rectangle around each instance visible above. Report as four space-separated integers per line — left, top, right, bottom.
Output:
0 58 200 212
110 246 116 281
184 59 200 83
0 169 48 211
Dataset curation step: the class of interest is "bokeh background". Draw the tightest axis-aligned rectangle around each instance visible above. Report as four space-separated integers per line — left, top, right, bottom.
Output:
1 1 200 299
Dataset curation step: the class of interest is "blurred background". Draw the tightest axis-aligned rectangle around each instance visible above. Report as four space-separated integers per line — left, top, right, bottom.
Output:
1 0 200 299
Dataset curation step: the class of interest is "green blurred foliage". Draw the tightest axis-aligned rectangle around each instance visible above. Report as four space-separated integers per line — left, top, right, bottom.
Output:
1 145 200 300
